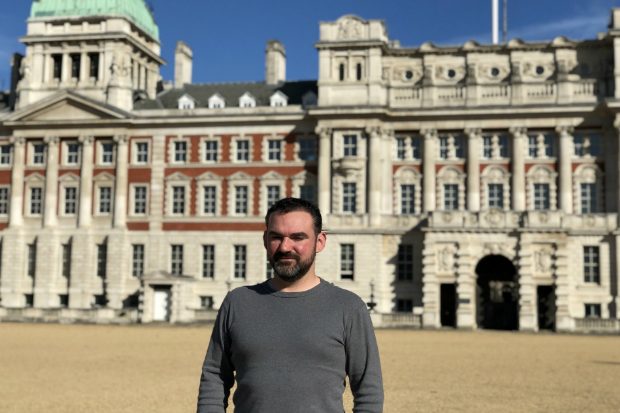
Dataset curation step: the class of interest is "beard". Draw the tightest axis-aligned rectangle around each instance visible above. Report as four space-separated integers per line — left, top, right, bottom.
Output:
269 250 316 282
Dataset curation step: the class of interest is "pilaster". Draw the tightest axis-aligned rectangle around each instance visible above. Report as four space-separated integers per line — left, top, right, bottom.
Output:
557 125 574 214
43 135 59 228
510 127 527 211
554 241 573 331
69 233 94 309
366 126 382 226
381 129 394 215
316 127 332 216
421 240 440 328
9 136 25 228
422 129 437 212
149 134 165 231
456 244 475 328
113 135 129 228
105 232 129 309
0 231 26 307
33 233 60 307
78 135 94 228
466 128 481 212
516 238 537 331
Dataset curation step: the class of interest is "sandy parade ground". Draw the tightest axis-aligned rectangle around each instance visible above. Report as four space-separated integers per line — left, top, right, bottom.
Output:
0 323 618 413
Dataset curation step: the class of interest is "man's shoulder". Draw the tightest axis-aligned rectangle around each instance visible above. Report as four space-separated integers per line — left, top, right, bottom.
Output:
320 280 367 309
227 281 269 302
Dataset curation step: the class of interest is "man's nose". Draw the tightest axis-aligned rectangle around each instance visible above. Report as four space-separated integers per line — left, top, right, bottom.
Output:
278 237 293 251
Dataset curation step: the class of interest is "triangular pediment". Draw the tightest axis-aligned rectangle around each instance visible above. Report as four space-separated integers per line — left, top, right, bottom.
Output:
7 91 131 123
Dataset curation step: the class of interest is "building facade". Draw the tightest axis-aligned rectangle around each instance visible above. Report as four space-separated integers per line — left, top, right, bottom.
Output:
1 0 619 331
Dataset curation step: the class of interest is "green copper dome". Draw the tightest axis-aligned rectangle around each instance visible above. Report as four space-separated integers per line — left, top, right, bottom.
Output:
30 0 159 40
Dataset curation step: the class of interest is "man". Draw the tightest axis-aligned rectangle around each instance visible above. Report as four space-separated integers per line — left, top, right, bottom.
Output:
197 197 383 413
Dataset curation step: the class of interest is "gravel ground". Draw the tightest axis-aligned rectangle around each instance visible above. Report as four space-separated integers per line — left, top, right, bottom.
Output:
0 323 618 412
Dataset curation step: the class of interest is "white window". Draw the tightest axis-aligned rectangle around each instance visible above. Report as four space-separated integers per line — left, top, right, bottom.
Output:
203 185 217 214
482 134 508 159
100 142 114 164
270 91 288 107
340 244 355 280
439 136 449 159
533 183 550 210
172 185 186 215
528 133 554 158
66 142 80 165
583 246 600 284
170 244 184 276
135 141 149 164
267 185 280 209
234 245 246 279
342 182 357 213
177 94 196 110
236 139 250 162
528 136 537 158
239 92 256 108
443 184 459 210
30 187 43 215
32 143 46 165
396 137 407 160
235 186 249 215
208 93 225 109
64 187 78 215
0 187 9 215
98 186 112 214
482 136 493 159
132 244 144 277
580 183 597 214
133 185 148 215
343 135 358 157
401 184 415 214
298 138 317 161
202 245 215 278
267 139 281 161
0 145 12 165
174 141 187 163
488 183 504 209
204 140 218 162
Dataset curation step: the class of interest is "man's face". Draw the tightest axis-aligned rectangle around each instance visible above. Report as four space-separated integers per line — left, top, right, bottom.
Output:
263 210 326 282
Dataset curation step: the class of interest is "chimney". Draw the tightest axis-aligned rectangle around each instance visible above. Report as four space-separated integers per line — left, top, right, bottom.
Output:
265 40 286 85
175 41 193 88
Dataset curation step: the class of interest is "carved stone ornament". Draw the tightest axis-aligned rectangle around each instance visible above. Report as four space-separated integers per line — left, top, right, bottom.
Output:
435 65 466 82
478 63 510 82
114 134 129 145
337 17 364 40
483 242 505 256
44 136 59 145
483 209 503 227
534 248 552 273
393 66 423 83
79 135 95 145
438 246 454 272
9 136 26 146
522 61 555 79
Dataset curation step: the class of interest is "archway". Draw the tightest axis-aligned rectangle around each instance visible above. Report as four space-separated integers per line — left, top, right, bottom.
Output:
475 255 519 330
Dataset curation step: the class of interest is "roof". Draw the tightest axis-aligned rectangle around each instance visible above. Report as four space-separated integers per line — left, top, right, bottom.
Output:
134 80 318 110
30 0 159 40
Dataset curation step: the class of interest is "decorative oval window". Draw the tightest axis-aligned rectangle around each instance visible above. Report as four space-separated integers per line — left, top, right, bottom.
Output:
447 69 456 78
490 67 500 77
535 65 545 75
404 70 414 80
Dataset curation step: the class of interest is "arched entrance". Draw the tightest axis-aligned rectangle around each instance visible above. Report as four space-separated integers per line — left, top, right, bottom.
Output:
475 255 519 331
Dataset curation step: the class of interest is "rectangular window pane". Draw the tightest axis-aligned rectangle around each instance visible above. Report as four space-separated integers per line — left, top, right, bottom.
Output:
202 245 215 278
268 140 281 161
343 135 358 157
174 141 187 162
67 143 80 164
396 299 413 312
62 243 72 279
97 243 107 278
236 140 249 161
397 244 413 281
171 244 183 276
580 183 596 214
439 136 449 159
235 186 248 214
203 186 217 214
0 145 11 164
583 246 600 284
396 137 406 160
482 136 493 158
134 186 147 214
33 144 45 164
52 54 62 80
234 245 246 279
340 244 354 280
0 187 9 215
64 187 77 214
443 184 459 210
267 185 280 209
70 54 80 79
205 141 218 162
299 185 316 204
533 183 550 210
30 187 43 215
298 139 317 161
101 142 114 164
343 183 357 213
488 183 504 209
401 184 415 214
172 186 185 214
411 137 421 160
132 244 144 277
88 53 99 79
99 187 112 214
136 142 149 163
27 243 37 278
528 136 537 158
585 303 601 318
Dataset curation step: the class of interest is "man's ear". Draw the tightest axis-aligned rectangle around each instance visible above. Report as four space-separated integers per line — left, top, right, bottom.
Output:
315 231 327 253
263 231 268 248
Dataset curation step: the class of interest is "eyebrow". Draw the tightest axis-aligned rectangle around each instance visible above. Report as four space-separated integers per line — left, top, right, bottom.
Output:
268 231 309 238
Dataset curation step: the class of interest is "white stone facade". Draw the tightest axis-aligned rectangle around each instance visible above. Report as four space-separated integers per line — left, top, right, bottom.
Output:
0 4 620 332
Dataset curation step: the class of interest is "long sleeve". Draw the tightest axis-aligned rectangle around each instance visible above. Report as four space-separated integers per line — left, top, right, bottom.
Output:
345 299 384 413
197 297 235 413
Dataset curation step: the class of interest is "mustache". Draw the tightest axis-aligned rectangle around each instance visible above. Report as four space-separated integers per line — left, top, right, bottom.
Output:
273 252 300 260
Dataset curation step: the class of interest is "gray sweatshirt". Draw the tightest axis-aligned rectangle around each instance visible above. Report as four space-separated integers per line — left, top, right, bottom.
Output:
197 278 383 413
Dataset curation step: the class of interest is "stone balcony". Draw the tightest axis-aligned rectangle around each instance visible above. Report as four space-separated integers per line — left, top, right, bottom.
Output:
389 79 603 109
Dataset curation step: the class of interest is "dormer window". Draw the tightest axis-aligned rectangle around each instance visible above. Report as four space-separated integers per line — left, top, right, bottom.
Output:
270 91 288 107
208 93 225 109
239 92 256 108
178 94 196 110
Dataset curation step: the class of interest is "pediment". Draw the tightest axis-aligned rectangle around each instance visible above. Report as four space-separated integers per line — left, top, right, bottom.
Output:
196 171 223 181
7 91 131 123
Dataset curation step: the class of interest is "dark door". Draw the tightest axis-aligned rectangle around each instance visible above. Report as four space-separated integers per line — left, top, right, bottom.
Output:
440 283 457 327
537 286 556 331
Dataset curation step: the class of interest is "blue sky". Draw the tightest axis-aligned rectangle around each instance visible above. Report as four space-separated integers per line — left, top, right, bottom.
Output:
1 0 620 89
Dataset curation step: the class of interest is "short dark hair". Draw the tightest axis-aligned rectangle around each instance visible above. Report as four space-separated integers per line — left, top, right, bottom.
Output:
265 197 322 234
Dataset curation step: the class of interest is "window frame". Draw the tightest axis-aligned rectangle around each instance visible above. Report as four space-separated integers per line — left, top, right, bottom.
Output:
340 244 355 280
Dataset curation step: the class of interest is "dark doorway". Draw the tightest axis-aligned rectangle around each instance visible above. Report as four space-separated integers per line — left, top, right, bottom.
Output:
440 283 457 327
475 255 519 331
537 286 556 331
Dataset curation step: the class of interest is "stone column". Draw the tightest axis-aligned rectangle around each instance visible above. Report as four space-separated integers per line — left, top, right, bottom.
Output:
78 135 94 228
554 240 573 331
466 128 481 212
557 126 574 214
510 127 527 211
113 135 129 228
516 241 537 331
422 129 437 212
43 135 59 227
381 129 394 214
421 242 440 328
316 127 332 215
367 126 382 226
9 137 25 227
456 245 476 328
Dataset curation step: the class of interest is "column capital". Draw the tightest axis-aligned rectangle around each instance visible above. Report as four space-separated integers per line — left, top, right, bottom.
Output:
9 136 26 146
421 128 438 139
365 126 382 139
314 127 332 138
509 126 528 138
555 125 574 137
44 135 59 146
113 134 129 145
79 135 94 145
464 128 482 139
